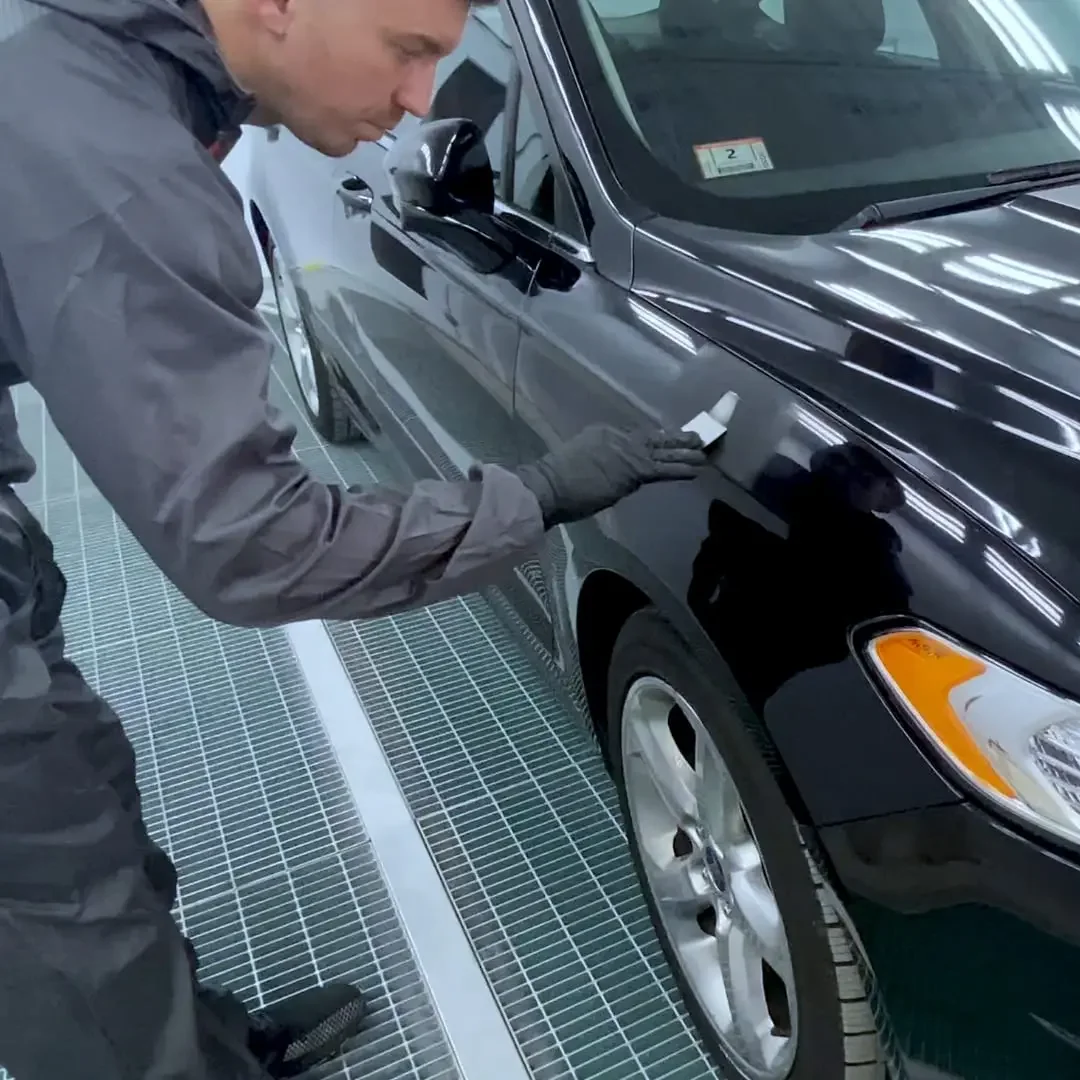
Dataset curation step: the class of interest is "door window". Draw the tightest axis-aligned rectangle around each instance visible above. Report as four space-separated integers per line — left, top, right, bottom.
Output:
510 89 556 223
425 10 512 189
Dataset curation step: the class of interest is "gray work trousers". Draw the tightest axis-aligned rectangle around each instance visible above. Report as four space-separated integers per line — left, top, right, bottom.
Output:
0 487 269 1080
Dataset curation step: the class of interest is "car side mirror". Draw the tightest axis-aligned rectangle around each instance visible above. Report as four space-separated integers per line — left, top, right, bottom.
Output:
385 117 515 274
387 117 496 215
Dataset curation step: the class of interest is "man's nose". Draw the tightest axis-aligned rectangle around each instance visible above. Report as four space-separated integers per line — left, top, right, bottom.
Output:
395 60 438 119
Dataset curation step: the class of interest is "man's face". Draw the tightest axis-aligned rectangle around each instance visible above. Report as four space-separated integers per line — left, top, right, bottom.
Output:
217 0 469 157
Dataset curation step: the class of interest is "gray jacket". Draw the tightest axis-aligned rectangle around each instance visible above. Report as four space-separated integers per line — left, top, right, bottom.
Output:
0 0 545 627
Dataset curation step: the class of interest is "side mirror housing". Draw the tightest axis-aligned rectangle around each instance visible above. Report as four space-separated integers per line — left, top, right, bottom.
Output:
385 118 514 275
387 117 497 216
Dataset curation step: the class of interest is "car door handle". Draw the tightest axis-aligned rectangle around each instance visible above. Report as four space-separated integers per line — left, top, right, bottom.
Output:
337 175 374 216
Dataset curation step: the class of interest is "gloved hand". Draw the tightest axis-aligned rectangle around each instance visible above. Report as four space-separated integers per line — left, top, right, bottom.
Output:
516 424 709 528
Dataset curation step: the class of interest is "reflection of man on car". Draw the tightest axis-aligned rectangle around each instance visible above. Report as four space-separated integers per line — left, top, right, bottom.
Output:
688 442 912 713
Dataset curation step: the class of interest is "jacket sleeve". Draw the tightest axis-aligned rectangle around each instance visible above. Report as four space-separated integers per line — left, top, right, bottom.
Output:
1 148 545 627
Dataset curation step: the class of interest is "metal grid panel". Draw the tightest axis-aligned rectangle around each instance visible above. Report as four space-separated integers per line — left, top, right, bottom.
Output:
327 601 713 1080
12 382 460 1080
258 336 715 1078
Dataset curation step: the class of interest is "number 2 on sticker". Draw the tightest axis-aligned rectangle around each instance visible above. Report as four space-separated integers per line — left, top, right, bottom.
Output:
692 136 775 180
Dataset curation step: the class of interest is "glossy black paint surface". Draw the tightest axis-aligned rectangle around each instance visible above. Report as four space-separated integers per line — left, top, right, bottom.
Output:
250 1 1080 1074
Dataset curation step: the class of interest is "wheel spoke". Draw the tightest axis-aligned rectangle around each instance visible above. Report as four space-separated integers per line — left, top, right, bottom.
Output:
730 863 789 982
697 736 745 847
678 924 736 1038
719 918 783 1070
625 707 699 826
650 852 709 918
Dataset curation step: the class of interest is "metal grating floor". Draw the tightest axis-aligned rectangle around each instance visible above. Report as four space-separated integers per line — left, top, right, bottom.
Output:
12 381 461 1080
328 604 714 1080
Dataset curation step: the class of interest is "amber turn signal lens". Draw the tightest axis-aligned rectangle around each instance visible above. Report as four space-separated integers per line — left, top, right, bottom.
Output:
870 630 1017 799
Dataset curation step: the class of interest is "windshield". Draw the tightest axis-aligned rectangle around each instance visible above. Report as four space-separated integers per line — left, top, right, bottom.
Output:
566 0 1080 233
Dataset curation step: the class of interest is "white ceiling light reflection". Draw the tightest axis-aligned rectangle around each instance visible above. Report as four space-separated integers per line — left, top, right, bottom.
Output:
968 0 1068 75
841 360 958 409
1037 331 1080 361
984 255 1077 289
664 296 711 313
848 321 963 373
984 546 1064 625
721 266 817 310
944 259 1037 295
936 286 1030 331
993 384 1080 461
992 424 1080 459
836 246 933 290
1045 102 1080 156
819 283 914 321
943 253 1077 296
860 227 966 255
919 326 1004 366
901 481 966 542
1013 204 1080 240
628 298 697 353
725 315 815 351
793 405 845 446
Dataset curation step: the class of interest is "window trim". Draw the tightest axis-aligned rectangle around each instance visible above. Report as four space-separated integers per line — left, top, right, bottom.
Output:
494 196 595 264
501 18 595 260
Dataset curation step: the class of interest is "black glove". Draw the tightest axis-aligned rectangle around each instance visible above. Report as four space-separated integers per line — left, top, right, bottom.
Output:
516 424 709 528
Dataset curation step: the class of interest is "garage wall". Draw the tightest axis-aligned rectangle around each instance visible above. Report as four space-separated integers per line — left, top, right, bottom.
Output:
221 128 269 300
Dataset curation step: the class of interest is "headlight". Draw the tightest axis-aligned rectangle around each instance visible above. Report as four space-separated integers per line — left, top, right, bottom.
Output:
868 628 1080 845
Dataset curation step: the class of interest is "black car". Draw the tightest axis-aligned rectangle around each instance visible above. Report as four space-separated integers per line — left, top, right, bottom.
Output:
249 0 1080 1076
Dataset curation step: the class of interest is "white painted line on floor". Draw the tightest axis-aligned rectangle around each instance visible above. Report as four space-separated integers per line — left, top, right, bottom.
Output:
284 619 531 1080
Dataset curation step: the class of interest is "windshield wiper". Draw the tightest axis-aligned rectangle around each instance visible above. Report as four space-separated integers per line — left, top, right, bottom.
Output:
987 158 1080 185
838 159 1080 231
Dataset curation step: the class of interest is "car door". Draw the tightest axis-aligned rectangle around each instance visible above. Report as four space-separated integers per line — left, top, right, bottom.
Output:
322 7 528 487
507 41 785 671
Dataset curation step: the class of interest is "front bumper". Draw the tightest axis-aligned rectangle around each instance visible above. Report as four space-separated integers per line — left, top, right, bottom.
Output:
821 803 1080 1079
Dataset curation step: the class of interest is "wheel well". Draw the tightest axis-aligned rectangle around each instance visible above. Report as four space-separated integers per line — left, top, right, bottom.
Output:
577 572 820 834
248 200 272 266
575 570 650 740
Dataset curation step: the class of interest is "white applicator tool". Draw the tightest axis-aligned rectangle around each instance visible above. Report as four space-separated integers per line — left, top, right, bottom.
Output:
681 390 740 451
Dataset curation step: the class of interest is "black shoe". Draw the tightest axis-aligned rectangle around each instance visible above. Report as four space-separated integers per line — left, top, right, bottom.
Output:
247 982 367 1078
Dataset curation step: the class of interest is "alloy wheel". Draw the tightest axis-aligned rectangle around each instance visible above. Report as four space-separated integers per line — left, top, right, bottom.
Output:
271 248 321 417
621 675 798 1080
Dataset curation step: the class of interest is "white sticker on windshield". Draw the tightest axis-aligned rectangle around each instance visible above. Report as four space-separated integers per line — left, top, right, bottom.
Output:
694 137 774 180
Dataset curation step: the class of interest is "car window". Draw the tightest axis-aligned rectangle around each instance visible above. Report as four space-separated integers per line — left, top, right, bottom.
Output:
757 0 938 60
567 0 1080 233
425 10 511 191
509 88 556 223
879 0 937 60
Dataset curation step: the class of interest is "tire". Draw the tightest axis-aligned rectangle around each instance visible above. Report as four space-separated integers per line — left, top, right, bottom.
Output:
607 607 888 1080
266 237 359 444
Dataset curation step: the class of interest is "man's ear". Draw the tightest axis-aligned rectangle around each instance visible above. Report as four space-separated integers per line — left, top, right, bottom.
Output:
248 0 295 38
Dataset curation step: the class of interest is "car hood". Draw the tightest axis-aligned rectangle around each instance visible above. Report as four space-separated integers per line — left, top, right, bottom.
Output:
642 185 1080 607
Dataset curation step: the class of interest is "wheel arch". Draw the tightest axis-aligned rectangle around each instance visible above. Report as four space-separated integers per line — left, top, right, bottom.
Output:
574 568 651 745
573 559 815 828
